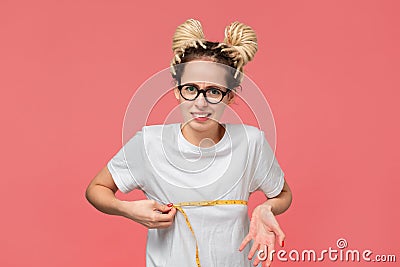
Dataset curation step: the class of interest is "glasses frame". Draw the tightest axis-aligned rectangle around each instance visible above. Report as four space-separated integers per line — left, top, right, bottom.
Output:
177 83 231 104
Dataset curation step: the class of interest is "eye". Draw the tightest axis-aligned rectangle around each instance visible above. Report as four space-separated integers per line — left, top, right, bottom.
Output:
208 88 222 96
184 86 197 93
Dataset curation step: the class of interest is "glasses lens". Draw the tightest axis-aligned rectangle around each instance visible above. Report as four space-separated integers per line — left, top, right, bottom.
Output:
180 85 198 100
205 88 224 103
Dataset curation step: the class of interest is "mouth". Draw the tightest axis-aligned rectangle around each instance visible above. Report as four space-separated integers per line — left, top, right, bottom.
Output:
190 112 212 121
191 112 212 118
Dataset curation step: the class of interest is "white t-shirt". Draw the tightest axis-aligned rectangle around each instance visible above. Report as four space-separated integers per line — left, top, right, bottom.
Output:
107 123 285 267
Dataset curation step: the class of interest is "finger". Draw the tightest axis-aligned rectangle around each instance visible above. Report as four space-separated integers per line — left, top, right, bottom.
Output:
257 243 270 266
239 234 252 251
154 207 177 222
247 241 259 260
164 207 177 217
270 224 285 247
263 257 269 267
266 242 274 266
163 203 175 214
253 250 262 266
154 202 173 213
262 258 267 267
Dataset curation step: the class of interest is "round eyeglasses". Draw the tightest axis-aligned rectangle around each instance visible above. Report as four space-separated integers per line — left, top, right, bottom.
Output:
177 83 231 104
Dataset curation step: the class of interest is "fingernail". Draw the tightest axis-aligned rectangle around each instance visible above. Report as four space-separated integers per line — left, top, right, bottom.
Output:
167 203 173 207
282 240 285 247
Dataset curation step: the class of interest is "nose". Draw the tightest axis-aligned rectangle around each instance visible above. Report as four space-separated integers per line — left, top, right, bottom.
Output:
194 90 208 107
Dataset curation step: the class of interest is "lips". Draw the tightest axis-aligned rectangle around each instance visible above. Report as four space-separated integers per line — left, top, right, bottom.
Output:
191 112 211 118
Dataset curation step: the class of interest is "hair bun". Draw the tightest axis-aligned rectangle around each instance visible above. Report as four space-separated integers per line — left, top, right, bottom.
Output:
170 19 208 75
172 19 207 54
221 21 258 78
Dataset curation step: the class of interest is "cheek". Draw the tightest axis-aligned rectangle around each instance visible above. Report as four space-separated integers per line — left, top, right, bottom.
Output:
207 106 226 119
179 98 189 105
213 104 227 113
177 100 192 112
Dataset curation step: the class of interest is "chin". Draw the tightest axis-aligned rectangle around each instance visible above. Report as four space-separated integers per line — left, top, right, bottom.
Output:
183 118 219 132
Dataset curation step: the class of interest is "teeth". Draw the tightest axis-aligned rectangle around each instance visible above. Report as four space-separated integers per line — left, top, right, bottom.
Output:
193 113 210 118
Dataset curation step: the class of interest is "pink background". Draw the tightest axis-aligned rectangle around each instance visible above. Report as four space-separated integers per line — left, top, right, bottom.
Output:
1 0 399 266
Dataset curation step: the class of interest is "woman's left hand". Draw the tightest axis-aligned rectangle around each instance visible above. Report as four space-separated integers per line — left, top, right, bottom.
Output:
239 203 285 267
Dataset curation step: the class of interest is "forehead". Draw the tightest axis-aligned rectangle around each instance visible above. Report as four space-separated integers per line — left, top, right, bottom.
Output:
180 61 229 87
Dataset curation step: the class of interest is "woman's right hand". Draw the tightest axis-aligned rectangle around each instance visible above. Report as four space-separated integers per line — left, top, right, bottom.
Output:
120 199 177 229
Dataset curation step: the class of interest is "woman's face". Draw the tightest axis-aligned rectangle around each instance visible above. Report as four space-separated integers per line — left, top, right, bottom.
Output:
174 60 235 133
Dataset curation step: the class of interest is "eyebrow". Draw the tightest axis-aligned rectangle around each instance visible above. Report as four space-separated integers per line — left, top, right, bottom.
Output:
181 82 229 90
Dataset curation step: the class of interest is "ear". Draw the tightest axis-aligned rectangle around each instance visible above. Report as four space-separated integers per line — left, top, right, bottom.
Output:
227 90 236 105
174 87 180 100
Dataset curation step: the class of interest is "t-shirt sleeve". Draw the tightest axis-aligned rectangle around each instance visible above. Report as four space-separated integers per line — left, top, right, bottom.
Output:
107 130 145 193
249 130 285 198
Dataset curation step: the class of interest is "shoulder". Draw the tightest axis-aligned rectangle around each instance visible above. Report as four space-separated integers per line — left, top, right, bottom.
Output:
140 124 179 146
227 123 261 133
142 123 177 134
124 124 177 144
226 123 264 144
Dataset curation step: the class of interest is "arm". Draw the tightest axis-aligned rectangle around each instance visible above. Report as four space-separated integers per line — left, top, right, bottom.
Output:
240 180 292 267
85 166 176 229
259 179 292 215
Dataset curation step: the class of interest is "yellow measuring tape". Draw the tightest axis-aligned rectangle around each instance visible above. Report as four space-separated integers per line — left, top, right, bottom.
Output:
173 200 248 267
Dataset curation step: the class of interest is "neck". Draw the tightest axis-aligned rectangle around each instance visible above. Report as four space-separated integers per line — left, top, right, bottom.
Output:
180 122 225 148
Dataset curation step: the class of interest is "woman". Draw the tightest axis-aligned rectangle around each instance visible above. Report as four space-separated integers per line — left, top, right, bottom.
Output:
86 19 292 267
